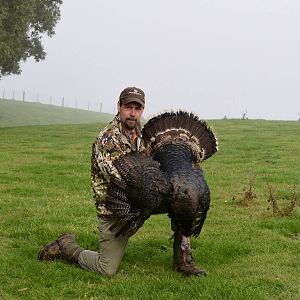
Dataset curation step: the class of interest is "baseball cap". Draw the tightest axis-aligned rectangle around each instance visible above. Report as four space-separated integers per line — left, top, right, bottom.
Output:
119 87 145 107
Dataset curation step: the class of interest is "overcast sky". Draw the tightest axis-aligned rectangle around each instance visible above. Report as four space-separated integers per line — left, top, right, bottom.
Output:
1 0 300 120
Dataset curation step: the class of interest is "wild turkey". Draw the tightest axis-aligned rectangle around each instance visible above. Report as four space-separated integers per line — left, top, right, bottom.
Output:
142 111 217 237
106 110 218 238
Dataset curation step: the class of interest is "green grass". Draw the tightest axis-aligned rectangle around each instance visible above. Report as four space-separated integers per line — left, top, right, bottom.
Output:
0 119 299 299
0 99 114 127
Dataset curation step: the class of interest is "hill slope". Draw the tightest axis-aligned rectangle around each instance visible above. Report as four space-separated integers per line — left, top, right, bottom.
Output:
0 99 114 127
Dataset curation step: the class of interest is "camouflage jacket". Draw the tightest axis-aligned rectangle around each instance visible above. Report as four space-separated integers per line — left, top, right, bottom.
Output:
91 115 145 217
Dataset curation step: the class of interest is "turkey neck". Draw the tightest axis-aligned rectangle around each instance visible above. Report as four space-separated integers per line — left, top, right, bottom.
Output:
153 143 192 175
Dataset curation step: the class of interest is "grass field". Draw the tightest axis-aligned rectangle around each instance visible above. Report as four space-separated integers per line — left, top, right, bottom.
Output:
0 118 299 299
0 99 114 127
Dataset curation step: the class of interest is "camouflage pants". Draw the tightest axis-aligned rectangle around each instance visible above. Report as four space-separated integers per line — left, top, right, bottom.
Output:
78 216 128 276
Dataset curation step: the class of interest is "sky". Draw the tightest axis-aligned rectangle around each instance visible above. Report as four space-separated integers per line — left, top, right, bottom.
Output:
1 0 300 120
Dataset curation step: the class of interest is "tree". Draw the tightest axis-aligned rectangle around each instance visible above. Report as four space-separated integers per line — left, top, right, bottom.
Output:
0 0 63 78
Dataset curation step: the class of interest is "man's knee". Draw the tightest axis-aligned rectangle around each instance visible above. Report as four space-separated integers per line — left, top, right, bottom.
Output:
78 251 119 276
95 262 118 276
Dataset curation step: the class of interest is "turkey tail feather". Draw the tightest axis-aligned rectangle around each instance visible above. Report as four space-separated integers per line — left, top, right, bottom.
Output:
142 111 218 161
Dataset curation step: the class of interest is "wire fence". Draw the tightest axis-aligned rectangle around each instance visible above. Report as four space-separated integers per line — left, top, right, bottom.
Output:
0 89 114 114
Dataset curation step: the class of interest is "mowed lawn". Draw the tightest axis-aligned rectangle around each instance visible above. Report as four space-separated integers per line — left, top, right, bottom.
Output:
0 120 299 299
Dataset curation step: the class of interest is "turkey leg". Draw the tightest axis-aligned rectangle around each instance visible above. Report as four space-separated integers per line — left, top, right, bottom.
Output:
173 231 207 276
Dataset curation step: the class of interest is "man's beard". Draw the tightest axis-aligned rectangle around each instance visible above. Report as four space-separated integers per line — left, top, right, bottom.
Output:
124 118 137 130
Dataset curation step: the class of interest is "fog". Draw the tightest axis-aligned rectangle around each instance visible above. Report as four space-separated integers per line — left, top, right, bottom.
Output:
1 0 300 120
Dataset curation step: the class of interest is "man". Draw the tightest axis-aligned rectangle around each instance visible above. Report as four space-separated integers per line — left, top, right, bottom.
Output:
38 87 146 276
38 87 204 276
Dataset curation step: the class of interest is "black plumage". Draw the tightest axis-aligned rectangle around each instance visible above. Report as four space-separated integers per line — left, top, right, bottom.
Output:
106 152 172 237
106 110 217 238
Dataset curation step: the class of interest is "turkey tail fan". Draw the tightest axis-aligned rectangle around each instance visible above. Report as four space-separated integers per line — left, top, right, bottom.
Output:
142 111 218 161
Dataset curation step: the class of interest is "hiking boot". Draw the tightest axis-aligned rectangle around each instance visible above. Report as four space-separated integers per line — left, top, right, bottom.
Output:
38 233 84 264
173 231 207 276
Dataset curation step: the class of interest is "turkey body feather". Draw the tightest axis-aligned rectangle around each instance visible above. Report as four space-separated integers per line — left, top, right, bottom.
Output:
106 110 217 238
106 152 172 237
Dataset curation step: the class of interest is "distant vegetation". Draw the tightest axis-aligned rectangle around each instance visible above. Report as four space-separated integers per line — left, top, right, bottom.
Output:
0 99 114 127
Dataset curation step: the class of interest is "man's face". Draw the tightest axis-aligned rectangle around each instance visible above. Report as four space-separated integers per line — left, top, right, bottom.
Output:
118 101 144 131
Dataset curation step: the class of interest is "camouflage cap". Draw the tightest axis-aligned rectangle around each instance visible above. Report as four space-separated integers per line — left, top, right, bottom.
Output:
119 87 145 107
